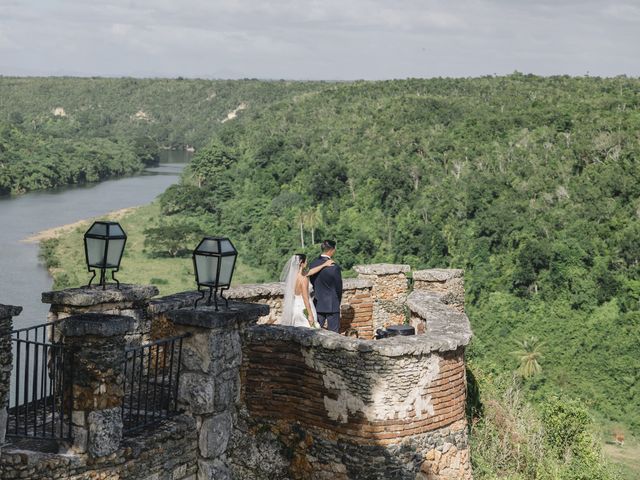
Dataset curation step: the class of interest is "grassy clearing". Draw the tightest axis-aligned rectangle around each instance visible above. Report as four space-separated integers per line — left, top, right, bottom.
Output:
40 202 266 295
601 430 640 480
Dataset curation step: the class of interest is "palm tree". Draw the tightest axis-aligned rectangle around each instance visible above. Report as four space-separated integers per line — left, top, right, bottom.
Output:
512 336 544 378
306 207 322 246
295 209 306 248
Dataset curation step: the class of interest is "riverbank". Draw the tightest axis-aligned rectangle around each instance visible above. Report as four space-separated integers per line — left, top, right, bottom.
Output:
39 202 266 295
22 207 140 243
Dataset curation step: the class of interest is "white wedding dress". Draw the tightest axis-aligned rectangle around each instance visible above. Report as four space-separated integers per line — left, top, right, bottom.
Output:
277 255 319 328
291 294 318 328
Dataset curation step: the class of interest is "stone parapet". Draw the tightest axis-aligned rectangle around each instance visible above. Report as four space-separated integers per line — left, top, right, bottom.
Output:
354 263 411 330
60 313 133 456
353 264 411 275
0 304 21 455
43 284 158 345
407 291 472 348
42 284 158 307
0 414 197 480
169 300 269 480
240 322 471 479
413 268 465 312
150 278 375 338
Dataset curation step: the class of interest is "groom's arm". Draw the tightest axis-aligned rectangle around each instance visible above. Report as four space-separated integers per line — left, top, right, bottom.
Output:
335 266 343 303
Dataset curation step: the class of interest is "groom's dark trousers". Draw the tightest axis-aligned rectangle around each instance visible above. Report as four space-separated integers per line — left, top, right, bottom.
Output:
309 256 343 332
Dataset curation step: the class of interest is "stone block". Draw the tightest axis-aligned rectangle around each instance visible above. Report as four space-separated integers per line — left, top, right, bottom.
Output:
0 407 7 447
353 264 411 275
179 373 215 415
199 412 232 459
60 313 134 337
197 458 231 480
214 370 240 412
87 407 123 457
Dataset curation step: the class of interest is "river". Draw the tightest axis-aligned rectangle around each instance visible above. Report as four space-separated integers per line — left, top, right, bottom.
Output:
0 150 191 330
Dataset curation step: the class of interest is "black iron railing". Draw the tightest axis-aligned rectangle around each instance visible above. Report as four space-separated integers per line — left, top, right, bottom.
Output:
8 320 73 441
122 333 189 435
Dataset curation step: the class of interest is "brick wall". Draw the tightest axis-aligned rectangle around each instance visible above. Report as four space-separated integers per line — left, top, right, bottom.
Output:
240 324 471 479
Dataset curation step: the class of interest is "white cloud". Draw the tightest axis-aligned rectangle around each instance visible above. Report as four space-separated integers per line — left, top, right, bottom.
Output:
0 0 638 78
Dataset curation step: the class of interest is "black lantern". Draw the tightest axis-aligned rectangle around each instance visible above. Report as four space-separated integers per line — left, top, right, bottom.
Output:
193 237 237 310
84 221 127 289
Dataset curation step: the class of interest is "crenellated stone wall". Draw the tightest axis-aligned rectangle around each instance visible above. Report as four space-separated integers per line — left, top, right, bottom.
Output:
353 264 411 330
1 264 471 480
146 278 375 339
413 269 465 313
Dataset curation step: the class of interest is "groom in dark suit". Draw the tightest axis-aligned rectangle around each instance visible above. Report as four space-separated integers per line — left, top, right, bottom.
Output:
308 240 343 332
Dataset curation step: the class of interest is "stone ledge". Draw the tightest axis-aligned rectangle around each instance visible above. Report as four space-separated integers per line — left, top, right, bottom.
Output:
168 301 269 330
413 269 464 282
60 313 134 337
42 284 159 307
343 278 374 290
227 283 284 299
353 264 411 275
246 321 468 356
148 291 202 315
0 304 22 318
407 291 472 348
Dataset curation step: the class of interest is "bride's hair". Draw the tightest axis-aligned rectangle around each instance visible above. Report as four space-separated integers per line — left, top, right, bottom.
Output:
295 253 307 265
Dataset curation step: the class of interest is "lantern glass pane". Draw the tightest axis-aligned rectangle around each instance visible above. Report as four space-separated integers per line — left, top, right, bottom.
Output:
87 237 106 267
219 256 236 285
220 239 235 254
195 255 219 285
109 223 125 237
106 239 125 267
88 223 108 236
198 239 220 254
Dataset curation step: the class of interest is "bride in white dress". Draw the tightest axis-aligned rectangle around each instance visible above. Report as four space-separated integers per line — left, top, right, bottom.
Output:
277 253 334 328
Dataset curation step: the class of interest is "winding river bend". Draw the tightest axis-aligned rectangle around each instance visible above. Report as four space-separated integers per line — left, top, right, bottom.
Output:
0 150 191 329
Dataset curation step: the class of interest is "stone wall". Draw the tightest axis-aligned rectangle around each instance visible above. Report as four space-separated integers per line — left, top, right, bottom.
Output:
0 304 21 455
2 264 470 480
166 301 269 480
0 310 198 480
43 284 159 345
0 415 197 480
147 279 375 339
353 264 410 330
413 269 465 313
239 324 471 479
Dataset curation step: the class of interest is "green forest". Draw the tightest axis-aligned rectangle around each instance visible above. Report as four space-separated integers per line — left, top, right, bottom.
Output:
0 77 320 194
18 75 640 477
156 75 640 477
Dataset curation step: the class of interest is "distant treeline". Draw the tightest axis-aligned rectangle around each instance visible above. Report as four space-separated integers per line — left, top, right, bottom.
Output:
156 74 640 438
0 77 323 194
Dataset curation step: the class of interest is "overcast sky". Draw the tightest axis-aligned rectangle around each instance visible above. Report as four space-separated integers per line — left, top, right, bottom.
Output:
1 0 639 79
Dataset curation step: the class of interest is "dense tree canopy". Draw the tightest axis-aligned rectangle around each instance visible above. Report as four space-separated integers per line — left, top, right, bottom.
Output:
0 77 323 194
158 74 640 434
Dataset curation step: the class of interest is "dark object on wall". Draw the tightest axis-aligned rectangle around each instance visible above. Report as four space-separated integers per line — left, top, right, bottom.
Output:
375 324 415 339
84 221 127 289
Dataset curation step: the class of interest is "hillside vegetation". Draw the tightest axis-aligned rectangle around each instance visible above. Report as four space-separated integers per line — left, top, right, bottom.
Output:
37 75 639 477
0 77 321 194
156 75 640 436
